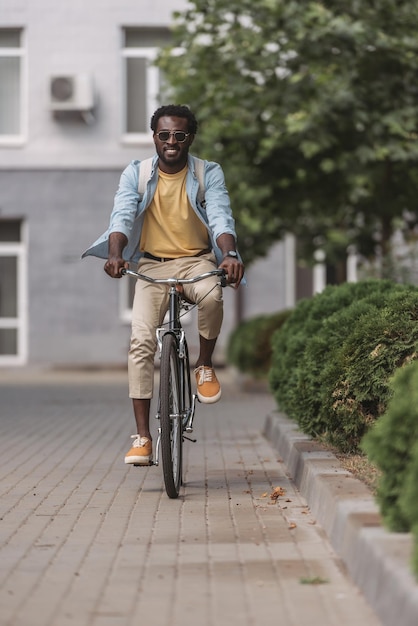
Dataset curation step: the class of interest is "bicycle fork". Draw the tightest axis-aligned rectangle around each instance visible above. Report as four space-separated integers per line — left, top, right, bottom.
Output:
152 400 198 466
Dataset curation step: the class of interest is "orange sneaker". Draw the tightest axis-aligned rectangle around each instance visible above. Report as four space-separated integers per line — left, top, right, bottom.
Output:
124 435 153 465
194 366 221 404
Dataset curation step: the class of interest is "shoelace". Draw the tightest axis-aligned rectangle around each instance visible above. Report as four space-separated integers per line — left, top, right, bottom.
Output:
196 367 214 385
131 434 149 448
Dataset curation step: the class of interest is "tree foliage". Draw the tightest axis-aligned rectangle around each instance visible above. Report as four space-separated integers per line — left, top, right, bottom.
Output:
158 0 418 266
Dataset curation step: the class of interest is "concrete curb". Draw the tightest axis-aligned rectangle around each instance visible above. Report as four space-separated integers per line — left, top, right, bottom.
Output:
264 411 418 626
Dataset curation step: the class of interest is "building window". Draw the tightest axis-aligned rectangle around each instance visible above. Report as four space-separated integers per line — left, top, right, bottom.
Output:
0 28 25 144
122 27 170 142
0 219 27 364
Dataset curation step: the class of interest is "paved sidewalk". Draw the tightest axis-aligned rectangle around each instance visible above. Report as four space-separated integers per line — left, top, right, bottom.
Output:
0 369 380 626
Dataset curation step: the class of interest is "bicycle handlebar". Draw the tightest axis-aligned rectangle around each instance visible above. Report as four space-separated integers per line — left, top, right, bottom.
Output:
121 267 227 288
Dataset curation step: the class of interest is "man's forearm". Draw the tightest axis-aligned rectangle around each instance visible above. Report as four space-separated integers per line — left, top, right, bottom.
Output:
108 232 128 259
216 232 244 287
216 233 237 256
104 232 129 278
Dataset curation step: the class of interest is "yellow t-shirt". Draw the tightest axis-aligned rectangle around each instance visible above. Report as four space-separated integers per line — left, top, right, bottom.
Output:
139 166 209 258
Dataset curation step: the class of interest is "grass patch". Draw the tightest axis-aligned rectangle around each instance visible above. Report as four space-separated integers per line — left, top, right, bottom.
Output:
317 436 381 495
335 452 381 494
300 576 329 585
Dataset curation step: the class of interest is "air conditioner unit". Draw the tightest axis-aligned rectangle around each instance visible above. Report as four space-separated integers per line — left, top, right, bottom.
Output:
49 74 94 111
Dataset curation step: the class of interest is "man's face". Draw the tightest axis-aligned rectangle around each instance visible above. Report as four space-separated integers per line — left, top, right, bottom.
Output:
153 115 194 173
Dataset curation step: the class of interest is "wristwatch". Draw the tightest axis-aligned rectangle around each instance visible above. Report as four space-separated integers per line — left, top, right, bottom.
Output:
224 250 238 259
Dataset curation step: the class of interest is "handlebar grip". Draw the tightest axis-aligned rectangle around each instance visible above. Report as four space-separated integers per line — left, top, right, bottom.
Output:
220 270 227 288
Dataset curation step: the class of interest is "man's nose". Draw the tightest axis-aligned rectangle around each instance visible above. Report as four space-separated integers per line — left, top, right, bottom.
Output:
167 133 177 144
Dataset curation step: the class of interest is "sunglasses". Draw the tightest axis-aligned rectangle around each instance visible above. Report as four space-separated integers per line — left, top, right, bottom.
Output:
155 131 190 143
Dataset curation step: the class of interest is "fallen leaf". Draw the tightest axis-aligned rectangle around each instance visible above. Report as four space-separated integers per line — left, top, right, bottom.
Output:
270 486 286 501
288 522 297 530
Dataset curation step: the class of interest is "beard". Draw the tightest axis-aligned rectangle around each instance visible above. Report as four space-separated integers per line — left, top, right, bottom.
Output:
156 145 188 171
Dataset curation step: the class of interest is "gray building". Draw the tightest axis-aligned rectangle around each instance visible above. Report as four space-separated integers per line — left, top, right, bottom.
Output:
0 0 295 369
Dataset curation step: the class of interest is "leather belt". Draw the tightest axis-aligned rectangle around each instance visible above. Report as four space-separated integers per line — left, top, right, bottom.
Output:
143 249 211 263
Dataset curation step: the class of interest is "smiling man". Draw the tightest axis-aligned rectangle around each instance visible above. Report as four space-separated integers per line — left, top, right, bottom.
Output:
83 104 244 466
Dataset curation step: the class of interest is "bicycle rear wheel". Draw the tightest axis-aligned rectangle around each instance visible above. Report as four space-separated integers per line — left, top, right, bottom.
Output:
159 333 183 498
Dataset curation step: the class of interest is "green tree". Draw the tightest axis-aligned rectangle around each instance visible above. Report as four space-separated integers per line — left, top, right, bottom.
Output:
158 0 418 268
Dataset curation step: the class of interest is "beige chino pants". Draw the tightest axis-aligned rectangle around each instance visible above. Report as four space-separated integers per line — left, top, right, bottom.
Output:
128 253 223 399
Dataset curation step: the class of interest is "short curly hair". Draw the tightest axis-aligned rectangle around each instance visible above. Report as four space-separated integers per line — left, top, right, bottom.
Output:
150 104 198 135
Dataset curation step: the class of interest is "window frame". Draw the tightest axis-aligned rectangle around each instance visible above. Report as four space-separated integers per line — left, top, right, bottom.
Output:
0 221 28 365
0 28 27 146
121 27 170 144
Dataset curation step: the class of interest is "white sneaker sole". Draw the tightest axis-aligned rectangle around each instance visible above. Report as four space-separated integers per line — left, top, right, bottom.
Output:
196 388 221 404
124 455 152 465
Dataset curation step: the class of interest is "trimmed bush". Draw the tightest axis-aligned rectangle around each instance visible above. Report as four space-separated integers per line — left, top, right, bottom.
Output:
362 360 418 579
401 438 418 579
362 361 418 533
226 310 290 379
269 280 418 451
321 288 418 449
269 280 394 418
292 295 385 447
269 279 418 579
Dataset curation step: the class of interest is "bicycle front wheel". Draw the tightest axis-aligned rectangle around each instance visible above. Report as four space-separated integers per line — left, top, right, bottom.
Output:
159 333 183 498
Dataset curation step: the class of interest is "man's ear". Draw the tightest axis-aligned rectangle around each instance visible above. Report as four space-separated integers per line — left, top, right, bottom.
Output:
188 134 195 147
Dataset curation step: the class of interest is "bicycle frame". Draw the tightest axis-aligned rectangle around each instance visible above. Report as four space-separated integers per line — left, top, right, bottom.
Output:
156 283 187 358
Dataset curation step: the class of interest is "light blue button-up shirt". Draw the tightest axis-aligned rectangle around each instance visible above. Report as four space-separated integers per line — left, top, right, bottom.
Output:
82 154 238 266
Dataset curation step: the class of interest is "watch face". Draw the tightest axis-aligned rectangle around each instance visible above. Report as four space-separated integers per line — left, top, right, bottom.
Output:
227 251 238 258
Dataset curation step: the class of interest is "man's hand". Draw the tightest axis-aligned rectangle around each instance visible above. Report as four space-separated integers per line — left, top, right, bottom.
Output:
104 256 129 278
218 256 244 288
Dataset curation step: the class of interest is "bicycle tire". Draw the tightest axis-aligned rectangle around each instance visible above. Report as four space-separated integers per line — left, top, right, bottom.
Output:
160 333 183 498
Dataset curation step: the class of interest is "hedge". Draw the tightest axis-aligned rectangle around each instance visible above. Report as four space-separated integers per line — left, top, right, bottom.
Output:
362 360 418 578
267 278 418 580
269 280 418 451
226 310 291 379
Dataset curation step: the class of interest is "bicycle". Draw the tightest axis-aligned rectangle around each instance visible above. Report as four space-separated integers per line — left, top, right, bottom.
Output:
121 266 226 499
